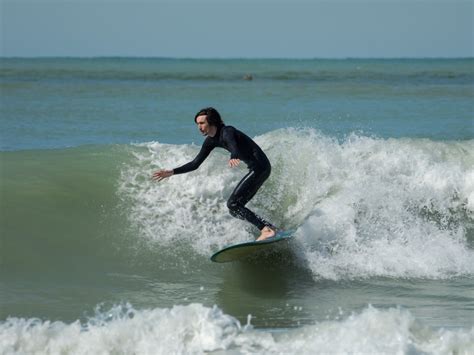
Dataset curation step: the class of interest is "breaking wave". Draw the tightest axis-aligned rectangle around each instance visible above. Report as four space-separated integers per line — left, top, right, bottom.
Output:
119 129 474 280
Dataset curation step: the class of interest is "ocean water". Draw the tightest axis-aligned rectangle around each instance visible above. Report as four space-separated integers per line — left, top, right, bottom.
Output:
0 58 473 354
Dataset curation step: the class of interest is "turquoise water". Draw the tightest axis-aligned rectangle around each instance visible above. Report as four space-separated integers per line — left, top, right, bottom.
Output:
1 58 473 354
2 58 473 151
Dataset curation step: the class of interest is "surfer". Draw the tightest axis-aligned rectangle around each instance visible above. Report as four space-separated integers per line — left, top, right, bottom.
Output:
152 107 277 241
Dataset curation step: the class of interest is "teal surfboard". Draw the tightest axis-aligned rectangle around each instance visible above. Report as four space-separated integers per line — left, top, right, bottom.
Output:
210 231 294 263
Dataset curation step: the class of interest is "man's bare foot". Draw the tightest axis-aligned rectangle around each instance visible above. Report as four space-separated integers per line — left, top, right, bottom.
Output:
256 226 277 241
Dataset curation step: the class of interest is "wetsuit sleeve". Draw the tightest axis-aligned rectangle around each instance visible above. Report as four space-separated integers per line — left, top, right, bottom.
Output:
222 127 240 159
172 139 214 175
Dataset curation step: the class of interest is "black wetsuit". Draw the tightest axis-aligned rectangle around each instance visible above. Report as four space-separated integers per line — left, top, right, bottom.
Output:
173 125 272 231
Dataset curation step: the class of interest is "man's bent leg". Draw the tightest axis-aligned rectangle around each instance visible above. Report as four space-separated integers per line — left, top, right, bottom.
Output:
227 168 276 239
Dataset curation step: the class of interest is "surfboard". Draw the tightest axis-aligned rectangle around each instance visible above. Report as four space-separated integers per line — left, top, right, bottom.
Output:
210 230 294 263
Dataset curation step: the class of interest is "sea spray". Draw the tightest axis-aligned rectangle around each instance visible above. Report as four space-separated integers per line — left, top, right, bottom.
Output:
119 142 250 255
119 129 474 279
282 133 474 279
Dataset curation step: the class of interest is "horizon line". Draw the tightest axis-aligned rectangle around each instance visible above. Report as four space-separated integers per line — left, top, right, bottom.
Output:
1 55 473 60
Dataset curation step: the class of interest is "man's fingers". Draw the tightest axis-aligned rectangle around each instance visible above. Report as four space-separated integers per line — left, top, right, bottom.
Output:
152 171 165 181
152 170 173 181
229 159 240 167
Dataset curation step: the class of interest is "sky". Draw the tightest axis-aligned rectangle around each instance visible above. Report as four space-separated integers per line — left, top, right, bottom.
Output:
1 0 473 58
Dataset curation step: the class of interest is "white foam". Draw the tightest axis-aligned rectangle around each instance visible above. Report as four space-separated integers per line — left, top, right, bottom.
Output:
1 304 473 354
119 130 474 279
271 306 474 354
301 193 472 279
0 304 244 355
260 130 474 279
119 142 250 255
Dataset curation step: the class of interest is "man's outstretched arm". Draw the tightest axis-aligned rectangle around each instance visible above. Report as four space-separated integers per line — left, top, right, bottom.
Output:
152 140 214 181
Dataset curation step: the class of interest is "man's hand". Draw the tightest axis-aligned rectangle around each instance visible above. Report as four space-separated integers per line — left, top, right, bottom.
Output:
228 159 240 168
152 169 173 182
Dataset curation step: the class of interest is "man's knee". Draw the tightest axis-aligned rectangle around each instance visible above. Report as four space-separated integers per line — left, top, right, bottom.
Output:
227 198 237 212
227 198 242 218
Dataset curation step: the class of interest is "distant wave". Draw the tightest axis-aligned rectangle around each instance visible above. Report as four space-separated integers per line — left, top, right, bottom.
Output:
1 69 471 83
1 58 473 83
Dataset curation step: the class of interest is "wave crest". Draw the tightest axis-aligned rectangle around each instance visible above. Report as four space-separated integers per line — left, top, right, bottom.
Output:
119 129 474 279
2 304 473 354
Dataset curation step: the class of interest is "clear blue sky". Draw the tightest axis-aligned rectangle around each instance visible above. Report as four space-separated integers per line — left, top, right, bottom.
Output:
1 0 473 58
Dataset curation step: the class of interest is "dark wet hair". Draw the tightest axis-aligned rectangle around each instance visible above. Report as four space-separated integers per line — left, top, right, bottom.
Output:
194 107 224 127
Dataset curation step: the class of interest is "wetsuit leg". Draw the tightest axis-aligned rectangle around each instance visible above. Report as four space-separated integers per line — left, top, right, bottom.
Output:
227 167 272 230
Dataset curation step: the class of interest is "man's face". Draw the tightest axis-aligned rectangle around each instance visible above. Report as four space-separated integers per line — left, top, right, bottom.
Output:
196 115 211 136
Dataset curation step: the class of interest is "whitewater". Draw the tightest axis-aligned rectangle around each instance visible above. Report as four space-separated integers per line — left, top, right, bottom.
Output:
2 304 473 354
120 129 474 280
